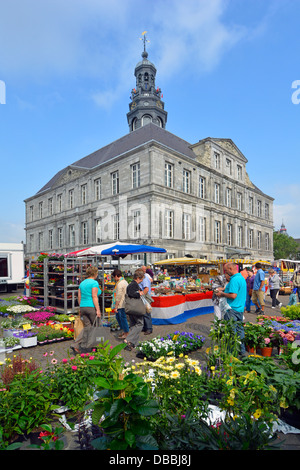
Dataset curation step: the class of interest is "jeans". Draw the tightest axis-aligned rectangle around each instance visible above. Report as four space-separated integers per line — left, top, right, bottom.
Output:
224 308 245 354
143 311 153 332
116 308 129 333
245 292 252 312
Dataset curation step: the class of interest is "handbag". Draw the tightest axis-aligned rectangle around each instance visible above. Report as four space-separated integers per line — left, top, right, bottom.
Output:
124 294 146 316
85 317 108 349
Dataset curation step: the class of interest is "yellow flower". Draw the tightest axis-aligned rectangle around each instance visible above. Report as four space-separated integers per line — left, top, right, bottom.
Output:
194 366 202 375
175 363 185 370
170 370 180 379
253 409 262 419
227 398 234 406
179 353 184 358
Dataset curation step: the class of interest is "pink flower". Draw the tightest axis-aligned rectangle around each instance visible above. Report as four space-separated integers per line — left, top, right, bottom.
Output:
264 338 271 344
51 358 57 364
50 351 54 356
89 356 95 360
62 359 68 363
43 352 48 357
80 354 85 358
71 365 77 371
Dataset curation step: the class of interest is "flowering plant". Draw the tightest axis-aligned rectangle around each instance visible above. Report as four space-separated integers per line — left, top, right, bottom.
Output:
137 331 205 360
13 331 37 339
23 311 54 324
6 305 36 314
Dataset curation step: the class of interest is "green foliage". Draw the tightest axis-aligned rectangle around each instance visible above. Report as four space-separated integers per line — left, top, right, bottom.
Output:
273 231 299 260
0 371 58 442
281 304 300 320
87 342 159 450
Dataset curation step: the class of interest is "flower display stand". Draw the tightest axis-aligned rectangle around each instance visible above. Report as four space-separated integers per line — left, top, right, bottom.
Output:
19 336 37 348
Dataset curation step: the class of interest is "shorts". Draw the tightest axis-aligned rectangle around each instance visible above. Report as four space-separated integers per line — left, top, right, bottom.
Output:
251 289 265 306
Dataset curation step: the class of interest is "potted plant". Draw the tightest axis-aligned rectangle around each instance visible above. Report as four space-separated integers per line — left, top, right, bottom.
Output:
243 323 263 353
13 330 37 348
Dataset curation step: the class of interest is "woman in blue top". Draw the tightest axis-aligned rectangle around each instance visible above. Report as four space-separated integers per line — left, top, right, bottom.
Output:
72 266 101 353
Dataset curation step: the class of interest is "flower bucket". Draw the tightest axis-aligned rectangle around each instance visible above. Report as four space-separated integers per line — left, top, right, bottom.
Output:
246 345 256 354
260 347 273 357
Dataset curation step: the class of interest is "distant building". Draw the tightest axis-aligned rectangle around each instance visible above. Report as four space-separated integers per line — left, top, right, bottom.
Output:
24 38 274 262
278 221 288 235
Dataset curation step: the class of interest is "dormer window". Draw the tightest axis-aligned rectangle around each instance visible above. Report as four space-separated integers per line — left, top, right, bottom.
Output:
142 115 152 126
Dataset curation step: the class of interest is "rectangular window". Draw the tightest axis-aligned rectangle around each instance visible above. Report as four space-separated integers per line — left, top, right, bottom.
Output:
131 163 140 188
249 196 253 215
265 203 269 220
214 183 220 204
69 225 75 247
257 200 261 217
182 213 191 240
248 229 254 248
237 226 243 247
237 192 242 211
94 178 101 200
265 233 270 251
81 222 88 245
113 214 119 240
165 162 174 188
38 232 43 251
48 198 53 216
48 230 53 250
226 158 232 174
257 231 261 249
199 176 206 199
199 217 206 242
95 219 102 243
226 188 232 207
111 171 119 195
39 202 43 219
58 227 63 248
237 165 242 180
57 194 62 212
29 234 34 252
68 189 74 209
81 185 87 205
165 210 174 238
227 224 232 246
182 169 191 193
214 152 220 169
29 205 34 222
133 210 141 238
215 221 221 244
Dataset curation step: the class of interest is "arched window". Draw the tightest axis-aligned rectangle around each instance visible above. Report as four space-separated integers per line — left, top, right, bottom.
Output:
142 115 152 126
157 117 163 128
132 118 138 131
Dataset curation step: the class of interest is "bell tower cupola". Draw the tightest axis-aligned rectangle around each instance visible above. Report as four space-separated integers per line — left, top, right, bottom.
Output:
127 32 167 132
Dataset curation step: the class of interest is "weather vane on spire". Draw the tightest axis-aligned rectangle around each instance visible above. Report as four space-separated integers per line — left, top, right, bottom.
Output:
140 31 150 53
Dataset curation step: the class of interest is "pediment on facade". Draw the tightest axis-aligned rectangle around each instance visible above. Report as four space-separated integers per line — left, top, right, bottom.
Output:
52 166 88 188
210 138 248 162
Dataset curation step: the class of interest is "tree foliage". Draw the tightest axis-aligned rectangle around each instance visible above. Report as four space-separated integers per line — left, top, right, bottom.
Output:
273 231 299 259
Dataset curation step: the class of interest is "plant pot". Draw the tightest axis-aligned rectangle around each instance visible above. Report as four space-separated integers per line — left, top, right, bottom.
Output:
260 347 273 357
19 336 37 348
246 345 256 353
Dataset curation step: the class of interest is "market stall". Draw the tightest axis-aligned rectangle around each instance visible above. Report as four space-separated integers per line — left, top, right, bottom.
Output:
151 290 214 325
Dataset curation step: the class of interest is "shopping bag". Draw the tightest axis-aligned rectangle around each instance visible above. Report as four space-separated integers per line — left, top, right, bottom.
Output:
141 295 152 313
85 317 108 349
74 315 84 340
124 294 146 316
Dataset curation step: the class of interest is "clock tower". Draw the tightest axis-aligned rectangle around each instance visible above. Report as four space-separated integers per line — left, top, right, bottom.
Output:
127 32 167 132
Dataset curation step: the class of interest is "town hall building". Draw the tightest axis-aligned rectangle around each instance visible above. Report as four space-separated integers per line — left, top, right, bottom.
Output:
24 39 274 263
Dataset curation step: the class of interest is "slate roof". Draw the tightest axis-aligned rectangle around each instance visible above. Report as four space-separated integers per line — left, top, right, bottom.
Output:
36 123 196 194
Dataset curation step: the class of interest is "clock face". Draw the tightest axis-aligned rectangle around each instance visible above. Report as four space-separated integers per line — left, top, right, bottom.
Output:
156 100 163 108
131 102 137 110
143 101 149 106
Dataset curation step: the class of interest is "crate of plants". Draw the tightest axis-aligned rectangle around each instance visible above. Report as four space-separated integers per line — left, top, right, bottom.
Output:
0 336 22 353
12 330 38 348
136 330 205 361
36 324 73 345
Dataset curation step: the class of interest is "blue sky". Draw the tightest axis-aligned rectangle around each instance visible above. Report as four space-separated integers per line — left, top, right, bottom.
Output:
1 0 300 243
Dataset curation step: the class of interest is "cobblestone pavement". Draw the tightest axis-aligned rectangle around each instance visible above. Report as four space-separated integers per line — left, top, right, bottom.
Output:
1 289 300 450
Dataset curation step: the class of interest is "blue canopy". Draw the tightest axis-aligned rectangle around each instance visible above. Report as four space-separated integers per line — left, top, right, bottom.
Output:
100 244 167 256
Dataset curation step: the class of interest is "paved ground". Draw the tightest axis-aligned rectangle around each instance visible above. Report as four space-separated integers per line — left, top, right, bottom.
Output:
1 288 299 450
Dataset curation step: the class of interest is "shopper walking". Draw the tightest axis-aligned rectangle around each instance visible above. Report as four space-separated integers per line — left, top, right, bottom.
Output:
111 269 129 339
72 266 101 353
245 268 255 313
251 263 266 314
268 269 282 309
